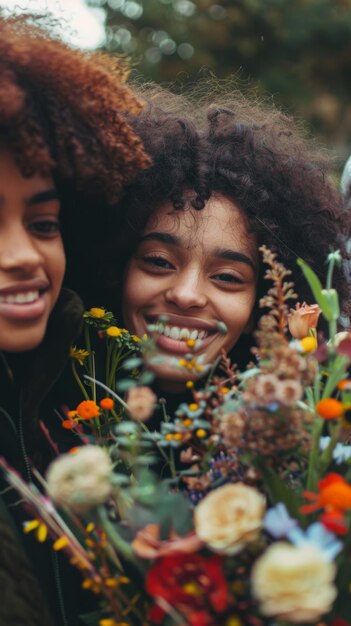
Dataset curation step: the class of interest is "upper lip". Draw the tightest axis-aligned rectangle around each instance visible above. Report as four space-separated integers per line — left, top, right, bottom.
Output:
145 313 218 332
0 278 49 296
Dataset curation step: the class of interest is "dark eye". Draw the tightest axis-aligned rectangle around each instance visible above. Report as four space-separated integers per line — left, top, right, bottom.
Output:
142 255 174 270
213 272 243 284
29 220 61 237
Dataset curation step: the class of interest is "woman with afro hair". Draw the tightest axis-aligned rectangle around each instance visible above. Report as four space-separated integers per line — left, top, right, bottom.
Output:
110 86 351 392
0 13 148 626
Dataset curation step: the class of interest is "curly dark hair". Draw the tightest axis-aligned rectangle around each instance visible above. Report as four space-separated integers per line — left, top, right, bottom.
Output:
0 14 150 300
108 86 350 331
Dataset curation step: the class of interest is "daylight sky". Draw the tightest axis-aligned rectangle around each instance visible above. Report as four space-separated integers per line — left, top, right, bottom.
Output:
0 0 106 48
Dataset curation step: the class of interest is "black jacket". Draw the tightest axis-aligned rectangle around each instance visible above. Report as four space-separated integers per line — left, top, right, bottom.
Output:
0 289 97 626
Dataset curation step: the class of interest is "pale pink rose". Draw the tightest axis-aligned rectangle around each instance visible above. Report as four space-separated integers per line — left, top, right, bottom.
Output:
132 523 203 559
194 483 265 555
251 542 337 623
288 302 321 339
126 386 157 422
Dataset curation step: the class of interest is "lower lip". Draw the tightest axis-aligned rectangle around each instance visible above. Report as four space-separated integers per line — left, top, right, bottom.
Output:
156 332 212 355
0 295 47 321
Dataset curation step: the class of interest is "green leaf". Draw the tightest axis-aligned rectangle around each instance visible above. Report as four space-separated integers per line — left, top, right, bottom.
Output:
116 379 137 392
123 356 143 370
297 258 333 320
138 370 155 385
79 611 100 626
115 421 139 435
253 458 304 522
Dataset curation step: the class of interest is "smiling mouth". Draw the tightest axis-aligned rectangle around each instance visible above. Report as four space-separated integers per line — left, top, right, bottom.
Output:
151 321 209 342
0 290 42 304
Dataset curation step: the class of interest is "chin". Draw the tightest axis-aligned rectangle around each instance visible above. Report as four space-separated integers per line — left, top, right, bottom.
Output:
0 326 46 353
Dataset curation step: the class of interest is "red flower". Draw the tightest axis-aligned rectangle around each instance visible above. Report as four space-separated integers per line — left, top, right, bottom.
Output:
146 552 228 621
320 510 348 536
331 619 351 626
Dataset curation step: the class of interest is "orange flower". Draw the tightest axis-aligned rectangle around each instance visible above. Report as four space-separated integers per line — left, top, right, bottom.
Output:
337 379 351 391
76 400 100 420
315 398 344 420
62 419 75 430
302 473 351 516
99 398 114 411
288 302 321 339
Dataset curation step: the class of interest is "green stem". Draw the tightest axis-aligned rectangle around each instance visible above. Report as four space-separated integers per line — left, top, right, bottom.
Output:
326 256 335 291
306 417 324 491
320 424 340 471
84 375 129 411
96 506 140 567
71 361 90 401
84 323 95 399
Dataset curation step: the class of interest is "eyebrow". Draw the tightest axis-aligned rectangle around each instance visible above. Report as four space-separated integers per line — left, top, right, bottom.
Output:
213 247 257 272
26 189 59 207
141 232 179 245
141 232 256 271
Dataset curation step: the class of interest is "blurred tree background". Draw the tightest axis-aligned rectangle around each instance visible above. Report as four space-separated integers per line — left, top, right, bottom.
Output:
87 0 351 162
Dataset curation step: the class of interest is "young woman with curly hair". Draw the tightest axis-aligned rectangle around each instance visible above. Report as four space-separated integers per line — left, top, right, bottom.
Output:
111 87 351 391
0 14 148 626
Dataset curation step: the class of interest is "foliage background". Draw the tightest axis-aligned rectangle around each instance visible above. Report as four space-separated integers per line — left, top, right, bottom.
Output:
86 0 351 170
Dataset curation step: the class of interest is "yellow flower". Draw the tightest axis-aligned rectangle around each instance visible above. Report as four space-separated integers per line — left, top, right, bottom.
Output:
53 536 70 551
132 334 141 342
196 429 207 438
106 326 122 337
299 336 317 353
69 346 89 366
88 307 106 319
23 519 48 543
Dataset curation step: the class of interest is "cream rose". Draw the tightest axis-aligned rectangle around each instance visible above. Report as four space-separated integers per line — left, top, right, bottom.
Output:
194 483 265 555
46 445 113 514
251 542 337 623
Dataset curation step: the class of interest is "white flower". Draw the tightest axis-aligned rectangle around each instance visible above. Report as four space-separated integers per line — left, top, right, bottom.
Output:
194 483 265 555
46 445 113 513
251 542 337 623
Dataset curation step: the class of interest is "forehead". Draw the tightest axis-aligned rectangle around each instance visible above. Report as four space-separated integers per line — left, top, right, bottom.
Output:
145 193 257 258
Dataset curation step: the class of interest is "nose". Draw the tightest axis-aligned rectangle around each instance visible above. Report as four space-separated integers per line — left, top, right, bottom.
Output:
165 267 208 310
0 227 43 274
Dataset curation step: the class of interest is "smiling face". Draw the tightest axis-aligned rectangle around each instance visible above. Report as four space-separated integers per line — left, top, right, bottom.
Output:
122 193 258 390
0 148 65 352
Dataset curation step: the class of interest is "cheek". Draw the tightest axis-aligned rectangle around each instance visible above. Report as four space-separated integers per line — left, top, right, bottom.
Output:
51 241 66 294
122 266 142 322
222 292 256 347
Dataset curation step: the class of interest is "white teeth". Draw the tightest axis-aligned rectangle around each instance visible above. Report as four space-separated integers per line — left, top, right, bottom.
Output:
179 328 190 340
0 290 39 304
151 322 208 342
170 326 181 340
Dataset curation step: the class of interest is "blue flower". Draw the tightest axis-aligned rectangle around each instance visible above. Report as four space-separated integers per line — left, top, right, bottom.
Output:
333 442 351 465
319 436 351 464
264 503 298 539
287 522 342 561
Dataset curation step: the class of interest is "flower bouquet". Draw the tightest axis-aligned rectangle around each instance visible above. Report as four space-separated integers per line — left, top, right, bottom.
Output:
2 247 351 626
